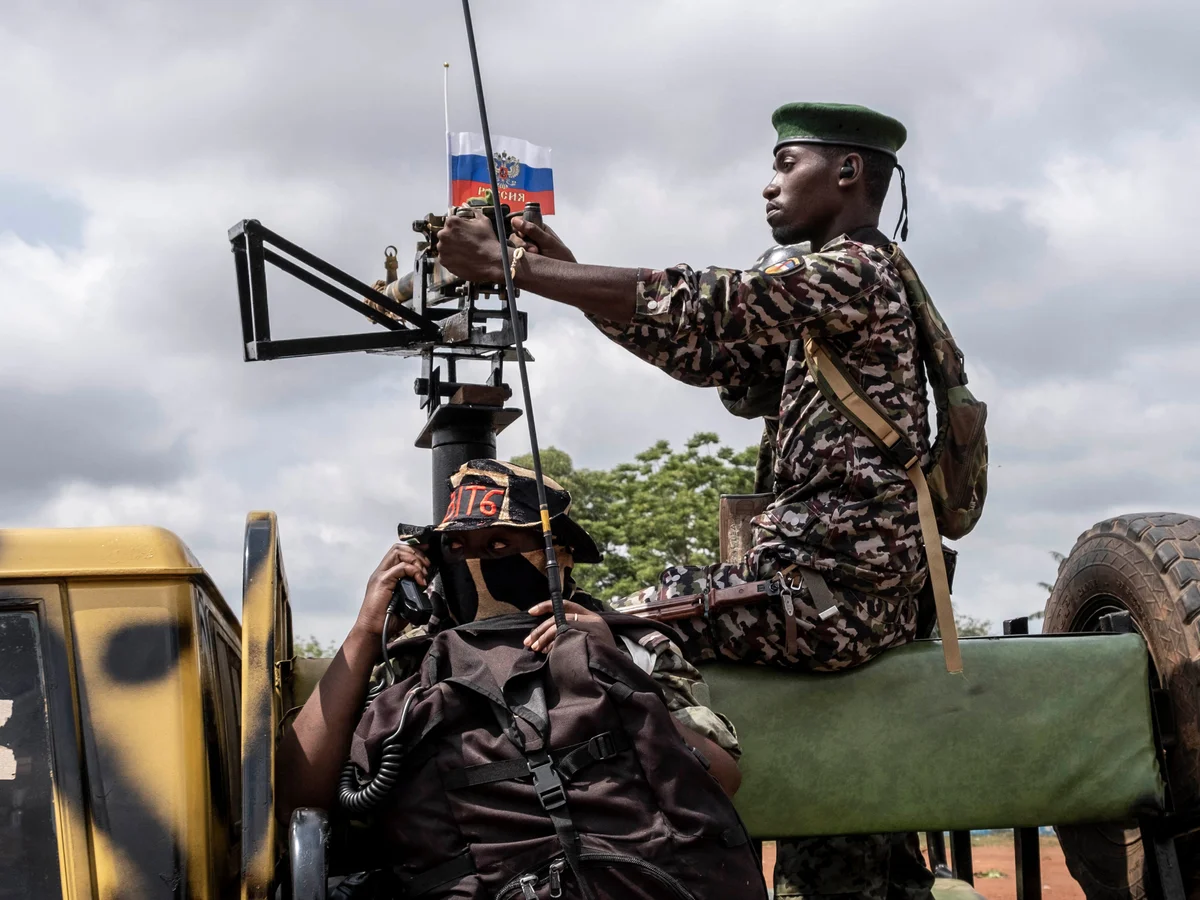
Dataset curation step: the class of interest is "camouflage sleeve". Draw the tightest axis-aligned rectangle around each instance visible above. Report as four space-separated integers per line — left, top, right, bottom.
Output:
635 246 881 346
584 245 878 386
586 310 789 388
367 624 429 689
618 631 742 760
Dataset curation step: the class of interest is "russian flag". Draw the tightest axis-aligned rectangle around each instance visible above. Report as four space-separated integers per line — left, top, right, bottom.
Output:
449 132 555 215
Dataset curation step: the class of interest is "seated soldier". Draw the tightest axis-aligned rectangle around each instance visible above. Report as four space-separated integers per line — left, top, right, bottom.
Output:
277 459 742 826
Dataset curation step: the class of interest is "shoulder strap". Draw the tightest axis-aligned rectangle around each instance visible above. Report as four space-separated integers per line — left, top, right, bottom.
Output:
802 337 962 675
885 245 968 390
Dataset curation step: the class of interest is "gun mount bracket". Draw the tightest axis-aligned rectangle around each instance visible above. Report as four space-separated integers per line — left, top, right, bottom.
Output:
228 219 528 364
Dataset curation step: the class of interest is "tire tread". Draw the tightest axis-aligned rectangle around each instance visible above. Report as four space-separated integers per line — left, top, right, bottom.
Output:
1045 512 1200 900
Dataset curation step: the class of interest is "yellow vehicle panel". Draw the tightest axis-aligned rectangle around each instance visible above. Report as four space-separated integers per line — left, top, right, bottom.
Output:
0 527 241 900
0 526 204 579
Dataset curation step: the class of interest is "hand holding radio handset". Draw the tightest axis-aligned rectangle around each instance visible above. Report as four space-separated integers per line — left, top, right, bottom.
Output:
357 539 431 639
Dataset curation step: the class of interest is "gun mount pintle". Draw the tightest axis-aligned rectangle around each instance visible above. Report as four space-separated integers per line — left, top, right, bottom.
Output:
228 198 544 521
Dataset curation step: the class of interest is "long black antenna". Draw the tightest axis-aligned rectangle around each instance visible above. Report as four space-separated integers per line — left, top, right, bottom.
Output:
460 0 567 631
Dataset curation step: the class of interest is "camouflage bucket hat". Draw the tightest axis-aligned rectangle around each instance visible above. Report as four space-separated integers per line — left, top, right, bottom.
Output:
434 459 602 564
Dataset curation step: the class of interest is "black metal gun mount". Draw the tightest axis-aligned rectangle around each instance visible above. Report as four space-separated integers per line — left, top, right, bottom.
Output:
228 198 545 519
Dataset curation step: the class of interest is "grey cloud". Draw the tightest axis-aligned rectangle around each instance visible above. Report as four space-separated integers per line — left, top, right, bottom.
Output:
988 467 1192 517
946 268 1200 383
8 0 1185 186
909 201 1049 304
0 385 191 493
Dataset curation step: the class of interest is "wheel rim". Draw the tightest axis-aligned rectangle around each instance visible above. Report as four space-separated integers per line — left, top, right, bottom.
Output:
1068 593 1137 634
1067 593 1164 688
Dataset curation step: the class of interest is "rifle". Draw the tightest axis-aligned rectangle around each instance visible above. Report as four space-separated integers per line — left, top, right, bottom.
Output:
617 579 782 623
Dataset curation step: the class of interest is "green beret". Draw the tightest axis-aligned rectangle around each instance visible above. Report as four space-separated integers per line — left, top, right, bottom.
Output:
772 102 907 159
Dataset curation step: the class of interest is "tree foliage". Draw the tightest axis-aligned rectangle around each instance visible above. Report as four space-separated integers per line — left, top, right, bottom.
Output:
296 635 338 658
953 614 992 637
512 433 757 600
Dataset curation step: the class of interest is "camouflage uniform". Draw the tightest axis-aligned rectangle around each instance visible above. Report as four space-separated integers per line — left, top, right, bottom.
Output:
610 611 742 760
614 559 919 672
774 833 934 900
594 232 931 661
590 232 934 899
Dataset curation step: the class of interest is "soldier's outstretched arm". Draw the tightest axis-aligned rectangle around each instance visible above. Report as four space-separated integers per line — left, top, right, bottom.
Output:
438 213 639 321
434 216 779 389
439 213 877 349
512 219 792 386
587 313 791 388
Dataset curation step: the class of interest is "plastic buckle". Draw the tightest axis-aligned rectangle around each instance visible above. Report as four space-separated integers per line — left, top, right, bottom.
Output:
530 760 567 810
587 733 617 760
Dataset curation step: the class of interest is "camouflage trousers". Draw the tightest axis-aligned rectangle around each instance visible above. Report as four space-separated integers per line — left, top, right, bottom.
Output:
610 560 930 899
608 558 920 671
773 833 934 900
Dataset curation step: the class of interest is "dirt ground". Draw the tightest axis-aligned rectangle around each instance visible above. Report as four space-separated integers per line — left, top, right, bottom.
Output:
760 833 1085 900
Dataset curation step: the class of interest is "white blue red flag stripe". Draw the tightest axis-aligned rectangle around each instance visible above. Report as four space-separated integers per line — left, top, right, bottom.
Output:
449 132 555 214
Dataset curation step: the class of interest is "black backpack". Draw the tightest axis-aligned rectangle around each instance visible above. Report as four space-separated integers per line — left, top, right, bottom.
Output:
340 613 767 899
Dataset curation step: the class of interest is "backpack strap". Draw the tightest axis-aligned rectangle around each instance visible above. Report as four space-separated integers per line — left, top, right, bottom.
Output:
394 852 477 897
523 744 598 900
441 732 631 789
802 336 962 675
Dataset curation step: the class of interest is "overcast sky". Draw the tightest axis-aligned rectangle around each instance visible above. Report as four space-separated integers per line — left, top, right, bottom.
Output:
3 0 1199 644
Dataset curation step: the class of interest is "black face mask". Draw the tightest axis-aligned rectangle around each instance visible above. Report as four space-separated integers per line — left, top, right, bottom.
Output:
479 552 552 610
440 547 575 624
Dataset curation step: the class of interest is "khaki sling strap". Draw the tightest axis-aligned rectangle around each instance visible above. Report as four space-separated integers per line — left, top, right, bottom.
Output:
803 336 963 674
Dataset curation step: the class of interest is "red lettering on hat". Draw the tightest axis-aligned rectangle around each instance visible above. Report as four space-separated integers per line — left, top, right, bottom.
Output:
478 488 503 517
462 485 487 516
442 487 461 523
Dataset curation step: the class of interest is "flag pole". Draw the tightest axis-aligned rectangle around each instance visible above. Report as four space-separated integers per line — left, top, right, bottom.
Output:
443 62 452 210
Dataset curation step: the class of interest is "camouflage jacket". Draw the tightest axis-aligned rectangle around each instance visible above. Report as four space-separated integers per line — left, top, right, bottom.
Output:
385 591 741 757
588 232 932 596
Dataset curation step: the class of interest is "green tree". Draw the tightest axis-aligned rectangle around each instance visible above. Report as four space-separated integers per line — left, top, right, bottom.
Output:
954 614 992 637
512 432 756 600
296 635 338 658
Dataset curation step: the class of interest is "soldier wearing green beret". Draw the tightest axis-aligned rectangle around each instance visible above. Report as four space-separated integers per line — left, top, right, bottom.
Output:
437 102 937 899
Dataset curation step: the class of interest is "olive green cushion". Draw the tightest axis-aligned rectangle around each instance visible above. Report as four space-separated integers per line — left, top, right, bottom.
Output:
706 634 1164 837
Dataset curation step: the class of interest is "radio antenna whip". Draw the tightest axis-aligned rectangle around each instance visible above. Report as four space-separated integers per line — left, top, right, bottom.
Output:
460 0 568 632
443 61 452 210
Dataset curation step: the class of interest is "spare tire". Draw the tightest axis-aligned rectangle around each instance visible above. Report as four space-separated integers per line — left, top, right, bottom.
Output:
1042 512 1200 900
